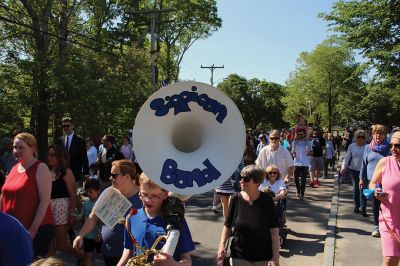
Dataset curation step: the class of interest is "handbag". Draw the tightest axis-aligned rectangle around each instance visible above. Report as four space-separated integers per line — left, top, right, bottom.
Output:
223 196 239 266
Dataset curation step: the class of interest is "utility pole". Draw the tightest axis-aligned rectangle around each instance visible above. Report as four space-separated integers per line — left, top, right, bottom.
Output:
150 1 157 87
308 100 314 118
134 2 174 88
201 64 224 85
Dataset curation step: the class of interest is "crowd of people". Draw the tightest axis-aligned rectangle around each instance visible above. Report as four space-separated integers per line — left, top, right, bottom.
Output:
0 114 400 266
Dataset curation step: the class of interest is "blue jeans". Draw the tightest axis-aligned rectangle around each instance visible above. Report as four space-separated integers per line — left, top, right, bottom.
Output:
348 169 361 208
360 178 369 211
360 178 381 225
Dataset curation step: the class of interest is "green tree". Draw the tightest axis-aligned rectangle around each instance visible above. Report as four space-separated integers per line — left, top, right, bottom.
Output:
157 0 222 83
218 74 287 129
0 0 221 158
284 38 365 131
358 83 400 127
322 0 400 83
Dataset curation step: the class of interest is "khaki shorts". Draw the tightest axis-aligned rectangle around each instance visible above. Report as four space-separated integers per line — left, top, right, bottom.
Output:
309 156 324 171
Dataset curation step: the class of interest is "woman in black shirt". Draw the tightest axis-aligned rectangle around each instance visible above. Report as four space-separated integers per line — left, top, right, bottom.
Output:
217 164 280 266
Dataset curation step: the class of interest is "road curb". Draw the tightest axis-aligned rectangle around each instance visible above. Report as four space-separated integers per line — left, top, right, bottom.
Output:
322 179 339 266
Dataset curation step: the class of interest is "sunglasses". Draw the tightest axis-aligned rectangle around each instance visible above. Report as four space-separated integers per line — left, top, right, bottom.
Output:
390 143 400 149
357 135 366 139
110 173 122 179
269 137 279 141
267 172 278 175
239 175 253 182
62 124 71 128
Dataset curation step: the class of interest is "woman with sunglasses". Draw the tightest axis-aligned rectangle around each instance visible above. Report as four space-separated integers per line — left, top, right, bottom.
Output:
47 144 84 262
360 125 392 237
73 159 142 266
340 130 367 215
259 165 287 202
369 131 400 266
217 165 280 266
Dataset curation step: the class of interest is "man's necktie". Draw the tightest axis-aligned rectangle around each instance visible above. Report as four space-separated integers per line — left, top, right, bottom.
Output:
65 135 70 151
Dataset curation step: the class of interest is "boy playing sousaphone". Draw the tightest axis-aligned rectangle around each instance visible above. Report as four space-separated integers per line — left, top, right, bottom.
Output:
117 173 195 266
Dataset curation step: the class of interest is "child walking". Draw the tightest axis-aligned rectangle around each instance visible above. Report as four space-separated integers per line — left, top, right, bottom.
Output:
81 179 102 266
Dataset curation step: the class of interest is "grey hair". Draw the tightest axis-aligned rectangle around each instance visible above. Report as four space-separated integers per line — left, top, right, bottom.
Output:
353 129 366 141
240 164 265 184
269 129 280 137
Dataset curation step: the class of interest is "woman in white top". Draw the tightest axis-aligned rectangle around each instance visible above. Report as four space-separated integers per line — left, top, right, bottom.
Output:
259 164 287 202
85 137 97 168
340 129 367 214
120 137 133 160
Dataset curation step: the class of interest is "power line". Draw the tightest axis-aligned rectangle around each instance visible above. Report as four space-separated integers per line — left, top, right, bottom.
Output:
0 3 119 49
0 14 121 58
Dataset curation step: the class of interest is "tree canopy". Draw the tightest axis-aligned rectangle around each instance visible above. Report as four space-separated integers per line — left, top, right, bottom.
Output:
218 74 288 130
283 37 366 131
0 0 221 159
322 0 400 83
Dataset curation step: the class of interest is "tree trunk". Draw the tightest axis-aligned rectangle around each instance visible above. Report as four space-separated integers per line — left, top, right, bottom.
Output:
165 42 172 83
327 73 333 133
35 53 50 160
54 0 73 141
21 0 53 160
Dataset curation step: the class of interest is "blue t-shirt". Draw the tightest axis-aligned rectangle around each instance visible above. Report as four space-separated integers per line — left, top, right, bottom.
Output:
124 208 195 262
0 212 33 266
82 199 98 239
101 192 142 257
360 145 391 181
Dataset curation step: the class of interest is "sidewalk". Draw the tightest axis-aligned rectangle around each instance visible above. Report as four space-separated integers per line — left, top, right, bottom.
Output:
334 182 381 266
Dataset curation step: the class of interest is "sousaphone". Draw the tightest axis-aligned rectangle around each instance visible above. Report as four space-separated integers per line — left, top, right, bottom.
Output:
133 81 246 195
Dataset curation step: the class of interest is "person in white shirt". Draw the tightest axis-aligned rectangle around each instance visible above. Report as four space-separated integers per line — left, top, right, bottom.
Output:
85 137 98 168
292 129 312 199
119 137 133 160
259 164 287 202
256 130 294 184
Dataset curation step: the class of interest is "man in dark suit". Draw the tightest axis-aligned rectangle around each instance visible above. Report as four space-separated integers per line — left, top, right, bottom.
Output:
58 117 89 183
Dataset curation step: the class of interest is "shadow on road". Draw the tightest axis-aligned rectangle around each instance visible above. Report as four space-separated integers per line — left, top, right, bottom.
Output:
192 245 218 266
281 238 324 258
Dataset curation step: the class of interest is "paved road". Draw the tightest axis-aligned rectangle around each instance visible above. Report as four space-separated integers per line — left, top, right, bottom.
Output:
186 178 335 266
57 151 387 266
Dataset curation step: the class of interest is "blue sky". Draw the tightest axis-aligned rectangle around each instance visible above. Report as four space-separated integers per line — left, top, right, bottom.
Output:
179 0 337 86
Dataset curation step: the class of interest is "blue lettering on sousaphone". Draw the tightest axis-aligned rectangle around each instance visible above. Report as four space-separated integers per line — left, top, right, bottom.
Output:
160 159 222 189
149 85 227 124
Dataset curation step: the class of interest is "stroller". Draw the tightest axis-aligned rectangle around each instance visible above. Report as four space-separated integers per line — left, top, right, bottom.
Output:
263 187 288 247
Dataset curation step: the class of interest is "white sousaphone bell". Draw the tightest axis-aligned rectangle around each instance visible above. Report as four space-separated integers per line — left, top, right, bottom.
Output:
133 81 246 196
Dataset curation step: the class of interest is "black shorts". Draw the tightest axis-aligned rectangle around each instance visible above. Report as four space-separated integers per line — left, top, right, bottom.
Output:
33 224 55 258
83 238 102 253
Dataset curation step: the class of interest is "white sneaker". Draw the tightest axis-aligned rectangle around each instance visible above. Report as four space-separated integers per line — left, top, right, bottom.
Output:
371 226 380 238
